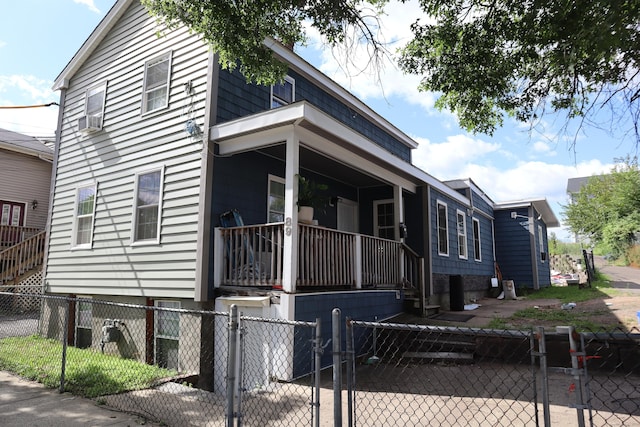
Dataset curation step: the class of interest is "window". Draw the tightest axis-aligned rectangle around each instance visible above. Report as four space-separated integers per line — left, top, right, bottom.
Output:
75 298 92 349
539 224 547 262
472 218 482 262
457 210 467 259
437 201 449 256
142 52 172 114
73 184 97 248
271 75 295 108
133 168 163 244
374 200 395 240
155 300 180 369
80 82 107 130
267 175 285 222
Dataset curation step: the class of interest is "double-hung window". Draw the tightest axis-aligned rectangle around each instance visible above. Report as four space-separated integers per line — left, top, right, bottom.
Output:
142 52 172 114
73 183 97 248
472 218 482 262
132 167 164 244
155 300 180 370
457 210 467 259
75 298 92 349
267 175 285 223
271 75 295 108
539 224 547 262
80 82 107 131
437 201 449 256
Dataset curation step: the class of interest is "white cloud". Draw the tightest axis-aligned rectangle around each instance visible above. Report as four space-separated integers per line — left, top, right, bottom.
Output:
73 0 101 14
0 75 58 136
0 40 6 49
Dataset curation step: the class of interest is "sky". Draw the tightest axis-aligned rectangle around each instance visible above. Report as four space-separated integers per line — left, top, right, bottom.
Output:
0 0 635 241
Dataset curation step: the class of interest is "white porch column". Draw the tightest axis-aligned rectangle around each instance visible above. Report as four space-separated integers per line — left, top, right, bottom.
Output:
282 130 300 293
393 185 404 242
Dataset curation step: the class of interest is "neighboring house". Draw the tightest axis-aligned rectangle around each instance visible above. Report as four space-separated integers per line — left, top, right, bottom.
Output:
0 128 52 286
494 199 560 290
43 0 558 385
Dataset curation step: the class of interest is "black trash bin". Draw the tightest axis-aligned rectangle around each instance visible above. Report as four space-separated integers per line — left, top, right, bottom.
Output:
449 275 464 311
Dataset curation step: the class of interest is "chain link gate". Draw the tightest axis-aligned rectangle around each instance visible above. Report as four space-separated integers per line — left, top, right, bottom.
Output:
343 312 540 426
225 305 322 427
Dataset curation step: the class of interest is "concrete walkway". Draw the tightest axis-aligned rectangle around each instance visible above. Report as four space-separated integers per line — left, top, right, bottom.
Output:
0 371 156 426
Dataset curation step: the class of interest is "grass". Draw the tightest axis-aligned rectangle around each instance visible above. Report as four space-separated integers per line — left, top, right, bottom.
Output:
0 335 175 398
487 272 620 331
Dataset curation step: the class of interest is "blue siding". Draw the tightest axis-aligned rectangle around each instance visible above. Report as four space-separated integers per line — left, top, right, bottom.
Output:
430 189 494 276
294 290 404 373
216 68 412 162
494 209 534 287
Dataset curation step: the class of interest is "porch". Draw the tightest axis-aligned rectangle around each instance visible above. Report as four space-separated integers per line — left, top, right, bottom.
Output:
0 225 46 286
214 222 423 293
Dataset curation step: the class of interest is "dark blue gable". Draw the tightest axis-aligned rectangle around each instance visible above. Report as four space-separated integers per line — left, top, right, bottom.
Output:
216 68 412 162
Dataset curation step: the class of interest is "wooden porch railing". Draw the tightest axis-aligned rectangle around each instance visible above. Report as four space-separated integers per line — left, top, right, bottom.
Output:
0 226 46 286
298 224 356 286
218 223 424 291
218 223 285 287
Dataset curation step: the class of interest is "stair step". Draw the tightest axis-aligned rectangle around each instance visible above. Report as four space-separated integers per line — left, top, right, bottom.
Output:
403 351 474 360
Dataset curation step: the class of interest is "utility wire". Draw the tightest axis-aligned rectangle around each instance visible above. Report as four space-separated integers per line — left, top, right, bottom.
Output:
0 102 59 109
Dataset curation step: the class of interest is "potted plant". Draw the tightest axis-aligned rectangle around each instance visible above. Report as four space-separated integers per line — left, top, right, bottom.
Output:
297 174 328 223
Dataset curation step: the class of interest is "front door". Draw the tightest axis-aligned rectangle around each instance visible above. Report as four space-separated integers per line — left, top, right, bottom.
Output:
337 198 358 233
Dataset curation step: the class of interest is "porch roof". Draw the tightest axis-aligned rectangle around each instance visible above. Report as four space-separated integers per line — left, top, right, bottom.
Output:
210 101 466 201
494 198 560 228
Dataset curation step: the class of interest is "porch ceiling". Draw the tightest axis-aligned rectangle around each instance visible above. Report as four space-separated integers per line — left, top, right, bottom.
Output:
211 101 425 192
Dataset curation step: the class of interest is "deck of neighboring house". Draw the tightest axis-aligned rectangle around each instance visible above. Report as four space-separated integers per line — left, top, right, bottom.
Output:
0 225 46 288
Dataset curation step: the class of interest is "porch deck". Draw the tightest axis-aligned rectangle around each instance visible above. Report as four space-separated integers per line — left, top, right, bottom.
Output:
215 223 423 292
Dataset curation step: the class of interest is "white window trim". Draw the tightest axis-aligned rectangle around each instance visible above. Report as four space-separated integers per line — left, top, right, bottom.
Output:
83 81 107 131
373 199 394 239
131 166 164 246
436 200 449 256
271 75 295 108
155 300 181 369
472 217 482 262
71 182 97 250
141 51 172 115
76 296 93 330
457 209 468 260
267 174 285 223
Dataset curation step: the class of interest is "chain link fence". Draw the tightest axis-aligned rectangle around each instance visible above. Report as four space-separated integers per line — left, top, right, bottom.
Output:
1 290 639 426
0 291 320 427
344 314 640 427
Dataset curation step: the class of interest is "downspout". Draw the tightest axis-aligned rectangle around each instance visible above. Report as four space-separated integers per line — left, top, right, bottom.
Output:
41 85 66 294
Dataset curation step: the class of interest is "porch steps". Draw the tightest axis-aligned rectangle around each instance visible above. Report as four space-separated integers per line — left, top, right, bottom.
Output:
402 335 476 363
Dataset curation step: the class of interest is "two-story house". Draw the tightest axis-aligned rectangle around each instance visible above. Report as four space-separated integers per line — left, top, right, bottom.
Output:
42 0 557 382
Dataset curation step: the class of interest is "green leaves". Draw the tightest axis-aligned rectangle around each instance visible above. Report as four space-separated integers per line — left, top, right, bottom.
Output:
398 0 640 135
141 0 385 85
563 158 640 261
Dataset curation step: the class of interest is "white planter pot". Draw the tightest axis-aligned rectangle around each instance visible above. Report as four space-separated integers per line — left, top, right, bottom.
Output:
298 206 314 223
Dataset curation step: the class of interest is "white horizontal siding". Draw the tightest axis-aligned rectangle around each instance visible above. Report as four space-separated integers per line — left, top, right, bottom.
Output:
46 0 209 299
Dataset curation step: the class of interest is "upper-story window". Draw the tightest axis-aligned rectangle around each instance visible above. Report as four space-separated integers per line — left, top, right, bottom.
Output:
271 75 295 108
457 210 468 259
73 183 97 248
132 167 164 244
142 52 172 114
437 201 449 256
79 82 107 132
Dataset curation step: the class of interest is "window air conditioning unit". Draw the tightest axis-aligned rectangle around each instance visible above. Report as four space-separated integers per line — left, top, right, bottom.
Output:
78 115 102 132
